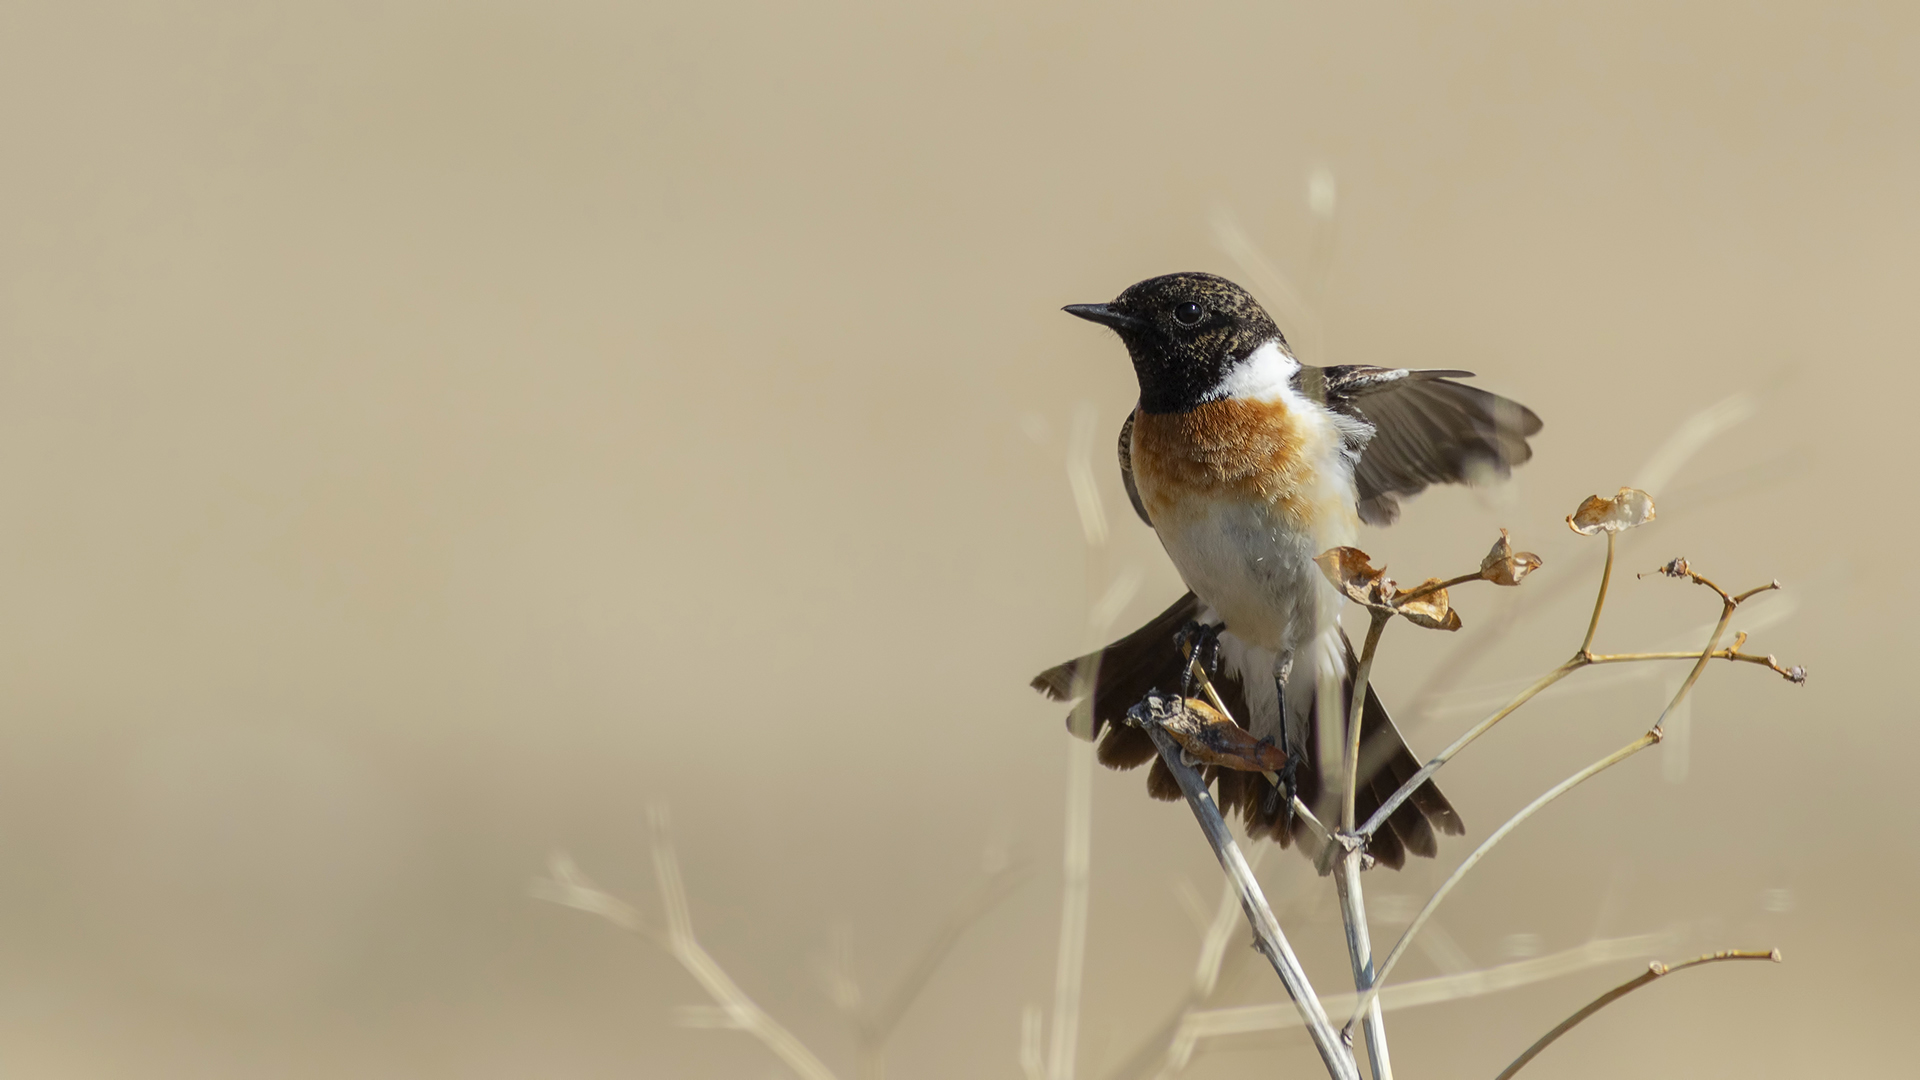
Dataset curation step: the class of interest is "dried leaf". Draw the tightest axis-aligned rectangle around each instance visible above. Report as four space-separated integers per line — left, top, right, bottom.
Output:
1314 546 1396 609
1479 529 1544 586
1125 692 1288 772
1567 488 1656 535
1395 580 1463 631
1161 698 1290 772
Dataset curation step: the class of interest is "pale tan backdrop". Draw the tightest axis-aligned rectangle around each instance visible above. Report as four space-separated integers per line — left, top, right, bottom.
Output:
2 2 1914 1077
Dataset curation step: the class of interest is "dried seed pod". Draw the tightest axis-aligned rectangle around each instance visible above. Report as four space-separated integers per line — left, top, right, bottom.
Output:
1480 529 1544 586
1159 697 1290 772
1314 546 1397 610
1395 580 1463 631
1568 488 1656 535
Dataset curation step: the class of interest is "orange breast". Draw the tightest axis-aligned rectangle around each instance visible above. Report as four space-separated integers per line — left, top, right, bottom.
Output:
1130 398 1324 526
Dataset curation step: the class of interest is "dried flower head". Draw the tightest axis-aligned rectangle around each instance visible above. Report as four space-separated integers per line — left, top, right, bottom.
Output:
1480 529 1544 586
1568 488 1656 535
1314 546 1396 610
1395 581 1463 631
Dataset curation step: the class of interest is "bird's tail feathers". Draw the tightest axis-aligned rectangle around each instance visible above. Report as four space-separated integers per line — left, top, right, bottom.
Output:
1030 596 1462 869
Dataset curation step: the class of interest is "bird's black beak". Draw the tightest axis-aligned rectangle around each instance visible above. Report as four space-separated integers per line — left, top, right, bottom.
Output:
1063 303 1147 331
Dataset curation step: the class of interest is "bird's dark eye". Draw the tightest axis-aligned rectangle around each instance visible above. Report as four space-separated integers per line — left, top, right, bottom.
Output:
1172 301 1204 326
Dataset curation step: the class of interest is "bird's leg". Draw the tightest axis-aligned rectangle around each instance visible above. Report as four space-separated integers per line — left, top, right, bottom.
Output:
1272 653 1299 835
1173 620 1223 705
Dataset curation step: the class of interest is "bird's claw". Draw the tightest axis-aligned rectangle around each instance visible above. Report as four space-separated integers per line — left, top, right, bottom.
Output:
1174 620 1224 701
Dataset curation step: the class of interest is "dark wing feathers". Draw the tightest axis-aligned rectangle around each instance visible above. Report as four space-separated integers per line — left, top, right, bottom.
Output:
1316 366 1543 526
1030 591 1201 738
1117 369 1542 529
1047 364 1534 864
1116 411 1152 526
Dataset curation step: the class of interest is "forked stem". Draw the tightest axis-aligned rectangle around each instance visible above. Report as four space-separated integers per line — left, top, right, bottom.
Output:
1580 531 1616 656
1343 731 1661 1037
1343 612 1391 833
1337 611 1393 1080
1137 719 1360 1080
1344 580 1744 1034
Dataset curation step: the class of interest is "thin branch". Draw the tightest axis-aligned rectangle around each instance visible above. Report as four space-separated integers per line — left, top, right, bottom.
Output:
1580 531 1616 655
1021 1007 1046 1080
1588 645 1807 682
1358 554 1800 841
1291 795 1335 852
1347 576 1750 1034
1335 863 1391 1080
1180 638 1290 805
1357 536 1620 840
1169 930 1677 1044
1343 612 1391 834
1395 571 1482 605
1338 610 1393 1080
1652 605 1734 734
529 812 845 1080
1343 731 1661 1036
1494 949 1781 1080
1356 660 1583 840
645 808 843 1080
1132 703 1359 1080
1047 735 1095 1080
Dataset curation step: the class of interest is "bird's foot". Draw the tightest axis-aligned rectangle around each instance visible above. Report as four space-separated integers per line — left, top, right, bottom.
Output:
1174 620 1224 702
1276 751 1301 835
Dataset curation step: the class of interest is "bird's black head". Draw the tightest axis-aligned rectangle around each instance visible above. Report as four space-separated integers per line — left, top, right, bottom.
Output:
1064 272 1287 414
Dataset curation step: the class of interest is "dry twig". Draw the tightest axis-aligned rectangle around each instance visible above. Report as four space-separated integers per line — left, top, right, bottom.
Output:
1128 695 1360 1080
1338 500 1791 1038
530 807 844 1080
1494 949 1782 1080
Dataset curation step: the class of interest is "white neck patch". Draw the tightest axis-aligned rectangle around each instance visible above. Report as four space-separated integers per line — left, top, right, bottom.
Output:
1210 339 1299 403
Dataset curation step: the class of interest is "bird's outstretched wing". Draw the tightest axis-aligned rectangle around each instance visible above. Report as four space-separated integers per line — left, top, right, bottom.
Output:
1116 411 1153 526
1113 367 1543 528
1302 365 1544 526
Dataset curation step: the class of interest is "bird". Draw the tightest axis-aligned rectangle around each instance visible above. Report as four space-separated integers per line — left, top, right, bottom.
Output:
1030 272 1542 869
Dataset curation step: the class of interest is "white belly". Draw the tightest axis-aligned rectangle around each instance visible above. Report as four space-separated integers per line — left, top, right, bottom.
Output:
1158 496 1355 749
1138 405 1360 748
1155 497 1335 654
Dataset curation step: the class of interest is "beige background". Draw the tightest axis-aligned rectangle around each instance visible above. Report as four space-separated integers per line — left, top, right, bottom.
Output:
2 2 1913 1077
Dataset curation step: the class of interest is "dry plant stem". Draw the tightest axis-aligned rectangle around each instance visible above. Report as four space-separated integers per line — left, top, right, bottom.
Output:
1337 611 1393 1080
1141 723 1360 1080
1181 645 1290 799
1580 532 1616 655
529 810 845 1080
1395 572 1481 605
1046 735 1094 1080
1343 731 1661 1037
1292 795 1334 850
646 812 843 1080
1589 647 1799 677
1653 602 1736 733
1358 531 1771 840
1493 950 1782 1080
1342 612 1392 833
1345 595 1741 1034
1354 541 1618 841
1334 864 1390 1080
1356 661 1582 840
1170 930 1677 1044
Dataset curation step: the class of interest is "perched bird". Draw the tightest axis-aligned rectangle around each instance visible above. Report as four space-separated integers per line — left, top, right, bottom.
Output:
1031 272 1542 868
